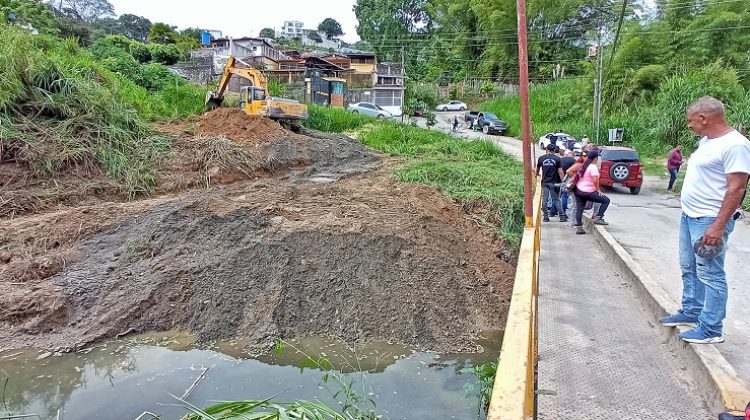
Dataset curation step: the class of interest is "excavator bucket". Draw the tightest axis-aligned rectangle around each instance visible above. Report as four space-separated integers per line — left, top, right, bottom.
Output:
205 91 223 110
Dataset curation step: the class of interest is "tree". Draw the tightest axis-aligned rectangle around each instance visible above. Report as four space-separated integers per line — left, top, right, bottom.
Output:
259 27 275 38
54 0 115 23
317 18 343 39
180 27 202 41
148 22 178 44
91 16 120 35
118 13 151 42
56 15 92 44
307 31 323 43
148 43 181 65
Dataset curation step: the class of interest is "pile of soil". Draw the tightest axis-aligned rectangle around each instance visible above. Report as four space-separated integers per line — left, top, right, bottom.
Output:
1 109 378 217
0 172 513 353
1 109 515 355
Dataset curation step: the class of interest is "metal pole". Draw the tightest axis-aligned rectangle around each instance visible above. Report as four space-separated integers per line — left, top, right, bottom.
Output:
595 25 605 143
517 0 533 228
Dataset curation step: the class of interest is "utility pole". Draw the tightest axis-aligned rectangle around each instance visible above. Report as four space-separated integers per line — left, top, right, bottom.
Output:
517 0 533 227
592 18 604 144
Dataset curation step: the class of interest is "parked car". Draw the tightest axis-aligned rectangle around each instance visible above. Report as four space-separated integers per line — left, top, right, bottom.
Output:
476 112 508 135
539 132 579 151
597 146 643 195
436 100 468 112
464 111 480 124
347 102 393 119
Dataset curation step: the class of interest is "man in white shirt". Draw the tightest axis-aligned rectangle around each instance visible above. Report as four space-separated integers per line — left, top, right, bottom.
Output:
660 96 750 344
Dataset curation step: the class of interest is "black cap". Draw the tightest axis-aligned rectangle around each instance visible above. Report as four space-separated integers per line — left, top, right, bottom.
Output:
587 150 600 159
546 143 557 151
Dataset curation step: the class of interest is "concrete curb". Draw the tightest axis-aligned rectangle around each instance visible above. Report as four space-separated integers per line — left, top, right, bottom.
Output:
584 217 750 414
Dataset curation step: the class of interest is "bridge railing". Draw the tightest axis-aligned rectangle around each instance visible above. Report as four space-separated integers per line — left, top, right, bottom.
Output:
487 179 542 420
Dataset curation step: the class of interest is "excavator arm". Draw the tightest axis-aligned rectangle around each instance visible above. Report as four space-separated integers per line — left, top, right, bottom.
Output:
205 56 269 109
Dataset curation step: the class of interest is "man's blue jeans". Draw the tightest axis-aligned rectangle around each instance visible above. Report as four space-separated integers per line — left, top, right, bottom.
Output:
679 213 735 336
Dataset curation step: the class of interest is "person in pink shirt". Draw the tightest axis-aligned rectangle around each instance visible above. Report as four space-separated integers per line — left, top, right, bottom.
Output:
571 150 611 234
667 145 684 192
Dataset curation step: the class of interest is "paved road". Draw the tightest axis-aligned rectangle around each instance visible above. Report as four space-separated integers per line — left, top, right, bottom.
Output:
431 111 750 393
537 220 712 419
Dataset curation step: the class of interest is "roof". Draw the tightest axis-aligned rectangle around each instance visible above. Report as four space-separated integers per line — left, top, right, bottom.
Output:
346 52 376 58
211 37 275 49
599 145 637 151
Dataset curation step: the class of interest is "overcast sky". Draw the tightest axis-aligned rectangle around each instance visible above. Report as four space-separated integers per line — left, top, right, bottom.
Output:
107 0 361 42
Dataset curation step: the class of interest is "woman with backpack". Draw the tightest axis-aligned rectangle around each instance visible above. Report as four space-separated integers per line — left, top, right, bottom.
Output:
567 150 611 234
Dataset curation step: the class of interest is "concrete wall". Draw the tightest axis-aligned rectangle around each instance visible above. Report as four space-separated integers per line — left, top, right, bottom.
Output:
171 56 214 85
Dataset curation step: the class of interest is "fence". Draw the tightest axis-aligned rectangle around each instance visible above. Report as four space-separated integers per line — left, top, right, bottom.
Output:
487 179 541 419
417 80 520 101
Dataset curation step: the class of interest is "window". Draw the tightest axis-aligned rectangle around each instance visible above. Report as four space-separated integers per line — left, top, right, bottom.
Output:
252 88 266 101
601 149 640 162
361 103 375 109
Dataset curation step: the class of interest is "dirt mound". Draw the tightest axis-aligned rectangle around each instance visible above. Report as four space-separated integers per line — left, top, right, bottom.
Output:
2 111 379 218
0 173 513 353
192 108 290 144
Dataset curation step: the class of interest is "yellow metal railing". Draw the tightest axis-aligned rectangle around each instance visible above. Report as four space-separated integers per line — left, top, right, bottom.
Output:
487 180 542 420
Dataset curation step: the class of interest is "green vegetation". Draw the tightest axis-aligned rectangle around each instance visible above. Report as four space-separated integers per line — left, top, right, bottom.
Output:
303 104 373 133
461 361 498 415
0 26 205 196
481 65 749 159
362 124 525 244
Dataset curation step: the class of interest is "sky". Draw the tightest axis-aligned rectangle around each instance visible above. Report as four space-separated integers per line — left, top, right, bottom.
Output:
107 0 361 43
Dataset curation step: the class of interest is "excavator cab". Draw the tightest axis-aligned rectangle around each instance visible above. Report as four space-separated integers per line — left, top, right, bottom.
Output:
239 86 268 116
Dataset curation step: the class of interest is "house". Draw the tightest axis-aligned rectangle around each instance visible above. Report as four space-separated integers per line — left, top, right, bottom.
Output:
267 56 350 107
209 37 282 70
279 20 304 38
373 63 405 114
276 21 341 50
321 54 351 70
343 52 404 116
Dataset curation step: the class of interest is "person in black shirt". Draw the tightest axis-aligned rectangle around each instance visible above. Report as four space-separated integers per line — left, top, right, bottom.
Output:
536 144 567 222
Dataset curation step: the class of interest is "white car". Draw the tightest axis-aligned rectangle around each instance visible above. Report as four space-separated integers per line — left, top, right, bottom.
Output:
539 132 580 152
436 100 467 112
347 102 393 119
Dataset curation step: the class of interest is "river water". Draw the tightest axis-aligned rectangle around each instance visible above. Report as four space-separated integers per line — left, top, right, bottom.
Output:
0 331 502 420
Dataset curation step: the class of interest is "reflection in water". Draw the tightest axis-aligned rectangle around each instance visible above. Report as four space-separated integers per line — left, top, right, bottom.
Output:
0 331 502 420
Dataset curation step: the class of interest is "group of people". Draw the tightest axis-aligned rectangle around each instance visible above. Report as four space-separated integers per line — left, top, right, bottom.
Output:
536 140 610 234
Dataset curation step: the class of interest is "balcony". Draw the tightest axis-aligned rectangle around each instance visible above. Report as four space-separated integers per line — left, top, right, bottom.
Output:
376 64 403 77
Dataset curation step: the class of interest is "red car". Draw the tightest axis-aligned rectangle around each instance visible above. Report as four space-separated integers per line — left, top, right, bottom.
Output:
597 146 643 195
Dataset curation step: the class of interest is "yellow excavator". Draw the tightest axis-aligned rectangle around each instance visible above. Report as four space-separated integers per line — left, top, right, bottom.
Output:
205 56 308 121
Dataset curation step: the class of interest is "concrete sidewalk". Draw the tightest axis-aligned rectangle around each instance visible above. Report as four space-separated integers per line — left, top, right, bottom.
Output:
537 220 712 419
598 175 750 384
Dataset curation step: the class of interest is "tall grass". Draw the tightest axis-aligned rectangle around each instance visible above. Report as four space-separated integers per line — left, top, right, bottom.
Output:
360 124 525 245
481 67 749 159
0 26 206 197
303 104 373 133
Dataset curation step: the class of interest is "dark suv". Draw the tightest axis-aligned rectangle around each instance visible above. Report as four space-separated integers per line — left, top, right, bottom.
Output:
598 146 643 195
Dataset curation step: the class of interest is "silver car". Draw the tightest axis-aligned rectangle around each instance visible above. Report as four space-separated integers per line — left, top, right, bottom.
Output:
436 100 467 111
347 102 393 119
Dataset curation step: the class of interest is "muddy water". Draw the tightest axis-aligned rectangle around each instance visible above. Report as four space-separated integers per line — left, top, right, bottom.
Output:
0 331 502 420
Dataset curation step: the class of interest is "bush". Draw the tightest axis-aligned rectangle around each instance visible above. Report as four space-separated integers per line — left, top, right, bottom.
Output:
98 50 145 87
129 41 151 63
140 63 181 92
148 43 181 65
643 63 744 150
